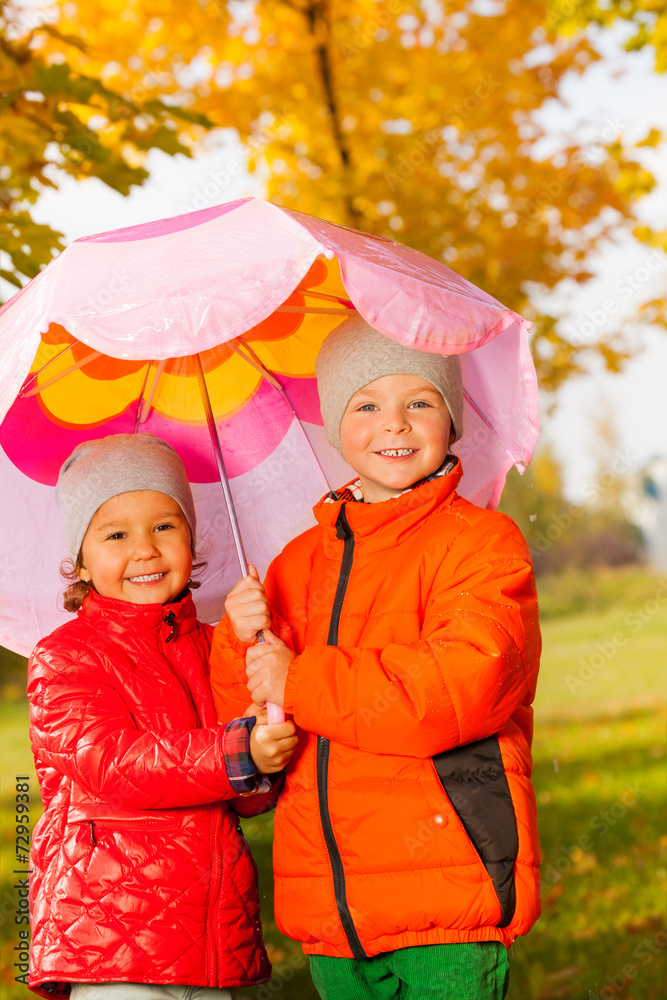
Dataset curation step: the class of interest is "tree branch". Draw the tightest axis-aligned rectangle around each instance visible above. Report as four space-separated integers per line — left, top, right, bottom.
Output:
303 0 363 227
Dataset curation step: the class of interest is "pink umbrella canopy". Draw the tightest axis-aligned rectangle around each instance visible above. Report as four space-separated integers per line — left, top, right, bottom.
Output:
0 197 539 656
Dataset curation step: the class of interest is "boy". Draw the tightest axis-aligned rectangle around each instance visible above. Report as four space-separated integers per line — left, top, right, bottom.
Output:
211 315 541 1000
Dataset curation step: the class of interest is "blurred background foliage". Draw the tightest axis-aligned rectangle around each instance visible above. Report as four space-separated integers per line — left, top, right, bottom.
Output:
2 0 667 388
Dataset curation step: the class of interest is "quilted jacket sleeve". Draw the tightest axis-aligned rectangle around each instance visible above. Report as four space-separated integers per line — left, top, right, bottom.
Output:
29 639 241 809
282 513 541 758
230 774 284 818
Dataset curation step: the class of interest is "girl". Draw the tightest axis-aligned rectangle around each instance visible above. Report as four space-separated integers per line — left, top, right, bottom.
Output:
27 433 297 1000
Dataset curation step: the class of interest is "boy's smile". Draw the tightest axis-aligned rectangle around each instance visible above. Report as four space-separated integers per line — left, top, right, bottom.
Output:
339 374 453 503
80 490 193 605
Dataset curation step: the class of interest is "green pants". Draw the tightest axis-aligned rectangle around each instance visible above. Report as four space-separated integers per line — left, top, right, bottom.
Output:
310 942 510 1000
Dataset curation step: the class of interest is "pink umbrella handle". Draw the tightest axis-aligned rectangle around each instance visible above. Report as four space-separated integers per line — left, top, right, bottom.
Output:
255 629 285 724
266 702 286 724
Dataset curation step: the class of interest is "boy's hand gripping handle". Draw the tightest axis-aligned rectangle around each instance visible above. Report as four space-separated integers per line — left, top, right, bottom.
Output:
255 630 286 724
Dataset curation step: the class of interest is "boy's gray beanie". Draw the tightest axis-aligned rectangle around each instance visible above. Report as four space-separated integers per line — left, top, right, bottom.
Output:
56 433 196 559
315 314 464 454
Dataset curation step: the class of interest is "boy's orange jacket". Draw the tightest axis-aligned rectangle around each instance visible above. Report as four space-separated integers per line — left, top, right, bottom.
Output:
211 461 541 959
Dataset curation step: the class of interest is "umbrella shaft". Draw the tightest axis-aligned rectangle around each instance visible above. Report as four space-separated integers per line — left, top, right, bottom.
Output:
194 354 248 578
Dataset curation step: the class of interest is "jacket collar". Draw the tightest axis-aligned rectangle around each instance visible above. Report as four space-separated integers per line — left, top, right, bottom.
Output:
77 587 199 637
313 459 463 554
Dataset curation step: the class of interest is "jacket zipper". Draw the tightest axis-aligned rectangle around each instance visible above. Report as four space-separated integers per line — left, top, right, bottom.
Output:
206 805 223 984
160 614 203 726
157 611 221 980
316 505 367 960
164 610 177 642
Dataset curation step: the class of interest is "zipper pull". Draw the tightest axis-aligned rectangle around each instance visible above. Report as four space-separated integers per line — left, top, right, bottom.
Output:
335 505 352 541
88 820 96 845
164 610 177 643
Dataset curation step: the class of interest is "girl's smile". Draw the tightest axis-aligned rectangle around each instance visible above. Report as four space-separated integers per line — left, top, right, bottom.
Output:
80 490 193 605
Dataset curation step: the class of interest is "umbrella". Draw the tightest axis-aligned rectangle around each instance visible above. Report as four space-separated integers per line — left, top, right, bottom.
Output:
0 197 539 660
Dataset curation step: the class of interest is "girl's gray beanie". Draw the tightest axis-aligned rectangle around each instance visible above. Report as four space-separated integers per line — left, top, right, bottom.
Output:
315 315 464 454
56 433 196 559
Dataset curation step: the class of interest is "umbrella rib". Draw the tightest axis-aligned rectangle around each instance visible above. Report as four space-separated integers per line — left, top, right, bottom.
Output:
20 341 81 394
194 353 248 578
276 306 351 315
295 289 355 307
236 337 332 492
20 349 103 398
133 363 153 432
229 342 283 390
463 388 519 465
137 359 167 425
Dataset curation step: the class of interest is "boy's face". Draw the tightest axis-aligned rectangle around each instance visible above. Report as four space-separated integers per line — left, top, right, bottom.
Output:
339 374 452 503
80 490 193 605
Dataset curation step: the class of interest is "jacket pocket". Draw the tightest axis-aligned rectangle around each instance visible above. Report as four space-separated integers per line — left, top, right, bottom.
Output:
432 734 518 927
68 816 180 846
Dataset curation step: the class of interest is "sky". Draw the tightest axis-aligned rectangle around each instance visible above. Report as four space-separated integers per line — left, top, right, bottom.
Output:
17 19 667 501
529 26 667 498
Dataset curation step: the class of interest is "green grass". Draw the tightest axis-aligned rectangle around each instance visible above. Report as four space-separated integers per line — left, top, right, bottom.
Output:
1 572 665 999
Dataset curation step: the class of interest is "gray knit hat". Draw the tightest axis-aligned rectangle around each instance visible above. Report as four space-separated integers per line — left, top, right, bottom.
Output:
56 434 197 559
316 315 464 454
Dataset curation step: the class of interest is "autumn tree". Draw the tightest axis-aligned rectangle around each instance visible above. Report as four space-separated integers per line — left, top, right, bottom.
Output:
0 0 211 291
3 0 664 391
499 439 644 575
552 0 667 324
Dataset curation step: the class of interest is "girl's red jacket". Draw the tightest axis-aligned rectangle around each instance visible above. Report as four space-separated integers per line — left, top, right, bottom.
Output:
27 589 274 997
211 462 542 959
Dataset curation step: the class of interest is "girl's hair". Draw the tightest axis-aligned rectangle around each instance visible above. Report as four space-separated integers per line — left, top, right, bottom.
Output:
60 548 206 613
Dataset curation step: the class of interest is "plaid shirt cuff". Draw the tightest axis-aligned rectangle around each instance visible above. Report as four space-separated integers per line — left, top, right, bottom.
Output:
222 717 272 795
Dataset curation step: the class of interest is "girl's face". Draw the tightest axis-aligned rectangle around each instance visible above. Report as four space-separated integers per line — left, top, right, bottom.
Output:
80 490 193 605
339 374 452 503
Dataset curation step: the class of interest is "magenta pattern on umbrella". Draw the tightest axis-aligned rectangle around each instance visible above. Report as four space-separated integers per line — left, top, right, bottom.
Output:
0 375 313 485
